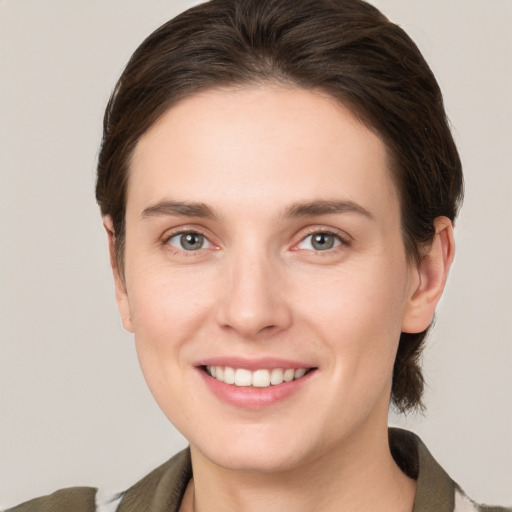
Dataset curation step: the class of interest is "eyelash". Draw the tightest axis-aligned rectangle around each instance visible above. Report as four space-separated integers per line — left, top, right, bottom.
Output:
163 227 349 255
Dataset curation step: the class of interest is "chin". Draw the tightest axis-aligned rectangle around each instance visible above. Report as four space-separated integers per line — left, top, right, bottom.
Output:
198 442 312 474
187 420 325 475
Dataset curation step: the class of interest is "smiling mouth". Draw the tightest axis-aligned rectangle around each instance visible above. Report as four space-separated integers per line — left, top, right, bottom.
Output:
204 366 312 388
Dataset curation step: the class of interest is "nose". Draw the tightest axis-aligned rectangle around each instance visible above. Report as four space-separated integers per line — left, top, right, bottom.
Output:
215 248 293 339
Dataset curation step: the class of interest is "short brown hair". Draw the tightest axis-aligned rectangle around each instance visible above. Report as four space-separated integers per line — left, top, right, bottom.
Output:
96 0 463 412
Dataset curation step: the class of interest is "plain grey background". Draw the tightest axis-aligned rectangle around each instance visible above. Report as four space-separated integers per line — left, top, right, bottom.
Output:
1 0 511 507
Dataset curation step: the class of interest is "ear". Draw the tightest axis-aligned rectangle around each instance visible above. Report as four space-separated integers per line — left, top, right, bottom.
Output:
103 216 134 333
401 216 455 333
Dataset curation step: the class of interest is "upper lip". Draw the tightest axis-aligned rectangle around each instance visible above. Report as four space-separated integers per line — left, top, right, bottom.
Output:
195 356 316 371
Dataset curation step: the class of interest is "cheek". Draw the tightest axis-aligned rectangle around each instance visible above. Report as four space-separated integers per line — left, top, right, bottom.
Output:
301 264 406 336
297 262 407 377
128 260 215 326
126 268 216 375
125 272 217 425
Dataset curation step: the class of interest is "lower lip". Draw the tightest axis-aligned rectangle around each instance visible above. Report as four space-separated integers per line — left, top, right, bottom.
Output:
198 368 315 409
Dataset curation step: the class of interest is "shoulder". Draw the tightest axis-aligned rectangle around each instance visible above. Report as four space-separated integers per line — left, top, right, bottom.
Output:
455 487 512 512
3 487 97 512
116 448 191 512
389 428 512 512
2 448 191 512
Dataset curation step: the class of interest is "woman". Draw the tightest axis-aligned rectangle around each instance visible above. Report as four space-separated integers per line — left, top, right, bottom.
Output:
5 0 510 511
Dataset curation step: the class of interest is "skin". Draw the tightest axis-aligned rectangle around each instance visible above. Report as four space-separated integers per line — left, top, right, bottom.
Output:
106 85 454 512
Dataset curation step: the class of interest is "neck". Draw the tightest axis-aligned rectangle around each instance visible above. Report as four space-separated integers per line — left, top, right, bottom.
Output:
186 424 417 512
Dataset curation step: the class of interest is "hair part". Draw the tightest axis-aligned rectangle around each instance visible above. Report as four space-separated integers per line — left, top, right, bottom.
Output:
96 0 463 412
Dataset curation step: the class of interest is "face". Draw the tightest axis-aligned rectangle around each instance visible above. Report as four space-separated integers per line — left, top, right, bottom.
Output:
115 85 426 473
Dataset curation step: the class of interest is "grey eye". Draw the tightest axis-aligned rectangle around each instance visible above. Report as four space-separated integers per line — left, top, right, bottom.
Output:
168 232 210 251
298 232 342 251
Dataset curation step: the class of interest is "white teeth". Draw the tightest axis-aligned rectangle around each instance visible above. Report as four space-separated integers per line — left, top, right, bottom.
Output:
294 368 307 379
283 368 295 382
270 368 284 385
206 365 309 387
223 366 235 384
235 368 252 386
252 369 270 387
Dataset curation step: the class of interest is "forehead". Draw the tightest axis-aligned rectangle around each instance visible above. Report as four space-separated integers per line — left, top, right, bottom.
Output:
127 85 399 221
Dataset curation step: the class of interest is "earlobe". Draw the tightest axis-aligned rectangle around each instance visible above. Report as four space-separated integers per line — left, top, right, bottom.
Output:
401 216 455 334
103 216 134 333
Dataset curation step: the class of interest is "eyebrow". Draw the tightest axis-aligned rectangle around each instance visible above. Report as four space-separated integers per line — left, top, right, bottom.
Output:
140 199 373 222
141 200 219 220
282 200 374 220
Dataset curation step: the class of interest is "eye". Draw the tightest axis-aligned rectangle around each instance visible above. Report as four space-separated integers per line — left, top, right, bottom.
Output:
297 232 343 251
167 232 212 251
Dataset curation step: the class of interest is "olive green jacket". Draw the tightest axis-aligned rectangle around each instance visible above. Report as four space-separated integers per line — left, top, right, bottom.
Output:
5 429 511 512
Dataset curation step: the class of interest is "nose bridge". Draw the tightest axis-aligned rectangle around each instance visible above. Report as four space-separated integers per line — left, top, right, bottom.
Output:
217 241 291 337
